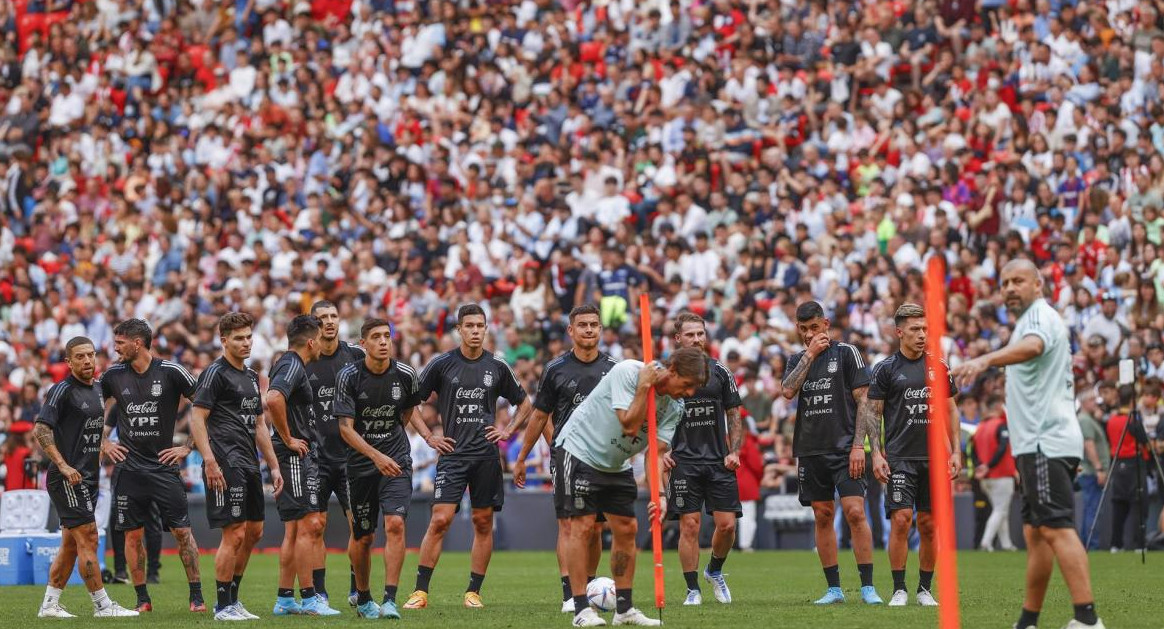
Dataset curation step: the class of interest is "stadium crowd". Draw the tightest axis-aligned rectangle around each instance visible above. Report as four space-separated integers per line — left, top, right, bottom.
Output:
0 0 1162 548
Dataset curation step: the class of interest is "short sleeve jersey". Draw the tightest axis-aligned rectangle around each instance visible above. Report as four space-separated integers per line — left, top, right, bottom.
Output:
192 357 263 472
267 351 317 456
416 349 528 460
867 351 956 461
1006 299 1083 458
37 375 106 482
305 341 366 465
672 358 742 464
784 341 872 457
101 359 197 473
333 359 421 478
534 351 618 438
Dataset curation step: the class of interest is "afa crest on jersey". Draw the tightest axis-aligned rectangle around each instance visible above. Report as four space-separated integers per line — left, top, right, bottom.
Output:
483 371 493 387
827 359 838 373
391 384 402 401
151 382 163 397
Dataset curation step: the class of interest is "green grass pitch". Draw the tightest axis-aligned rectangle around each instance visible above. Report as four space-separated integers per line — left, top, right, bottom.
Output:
9 550 1161 627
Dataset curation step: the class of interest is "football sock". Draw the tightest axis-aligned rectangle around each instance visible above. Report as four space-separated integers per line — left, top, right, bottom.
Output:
189 582 203 602
857 563 874 588
918 570 934 592
299 587 316 601
230 575 242 604
216 581 232 611
357 590 372 605
467 572 485 594
383 585 398 604
91 588 112 611
415 565 434 592
135 584 150 603
350 566 356 593
615 588 633 614
42 585 62 607
683 571 700 591
561 576 572 602
1074 603 1098 626
823 565 841 588
1017 608 1041 628
707 554 726 573
313 569 327 597
892 570 906 592
277 588 294 599
573 595 590 616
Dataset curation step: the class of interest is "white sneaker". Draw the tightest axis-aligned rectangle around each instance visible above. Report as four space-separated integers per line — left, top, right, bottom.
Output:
214 606 249 621
1063 619 1106 629
562 599 577 613
573 608 607 627
612 608 662 626
703 569 731 604
683 589 702 605
38 603 76 618
888 590 909 607
916 589 938 606
979 544 994 552
233 602 260 620
93 602 140 618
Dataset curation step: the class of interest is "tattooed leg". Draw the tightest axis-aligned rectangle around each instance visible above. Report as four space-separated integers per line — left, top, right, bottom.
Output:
174 528 201 583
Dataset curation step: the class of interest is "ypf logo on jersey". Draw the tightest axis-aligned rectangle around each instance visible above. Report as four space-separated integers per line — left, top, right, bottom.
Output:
483 371 493 387
151 381 162 397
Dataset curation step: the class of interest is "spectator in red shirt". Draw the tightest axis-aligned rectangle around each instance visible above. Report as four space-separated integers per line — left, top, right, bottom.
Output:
1105 386 1151 552
2 421 36 491
735 422 764 552
972 398 1017 551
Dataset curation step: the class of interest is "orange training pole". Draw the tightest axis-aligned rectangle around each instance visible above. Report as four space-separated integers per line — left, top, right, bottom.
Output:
924 256 961 629
638 293 666 613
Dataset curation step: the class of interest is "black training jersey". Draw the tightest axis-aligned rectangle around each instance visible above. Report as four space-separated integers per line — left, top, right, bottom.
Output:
417 349 527 460
333 359 420 478
534 351 618 438
785 341 872 457
193 357 263 472
101 358 197 473
37 375 105 482
306 341 365 465
673 358 742 464
868 351 956 461
268 351 316 456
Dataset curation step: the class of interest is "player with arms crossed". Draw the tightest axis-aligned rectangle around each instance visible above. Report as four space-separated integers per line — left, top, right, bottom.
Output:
782 301 882 605
35 337 139 618
952 259 1105 629
403 304 534 610
190 312 282 621
558 347 707 627
860 304 960 607
100 319 206 613
336 319 438 619
304 300 365 605
267 315 340 617
667 312 743 605
513 304 617 612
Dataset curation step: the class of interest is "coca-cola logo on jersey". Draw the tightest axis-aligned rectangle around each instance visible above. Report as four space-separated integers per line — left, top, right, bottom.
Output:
361 405 396 418
317 386 335 399
903 387 931 401
802 378 832 392
455 387 486 400
125 401 159 415
572 393 586 406
241 397 261 412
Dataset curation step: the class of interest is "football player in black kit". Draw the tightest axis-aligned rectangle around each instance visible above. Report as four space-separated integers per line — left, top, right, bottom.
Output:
304 300 365 606
861 304 960 608
403 304 534 610
667 312 743 606
512 304 617 613
781 301 883 605
190 312 283 621
35 337 139 619
336 318 443 619
99 319 205 613
267 315 341 617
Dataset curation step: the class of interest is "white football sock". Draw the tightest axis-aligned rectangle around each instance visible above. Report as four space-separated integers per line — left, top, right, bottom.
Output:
43 585 63 607
91 588 112 610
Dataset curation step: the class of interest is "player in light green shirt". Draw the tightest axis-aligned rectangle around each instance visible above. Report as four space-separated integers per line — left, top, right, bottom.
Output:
953 259 1104 629
554 347 707 628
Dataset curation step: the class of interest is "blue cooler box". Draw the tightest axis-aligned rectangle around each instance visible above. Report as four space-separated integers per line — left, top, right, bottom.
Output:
30 532 107 586
0 533 32 585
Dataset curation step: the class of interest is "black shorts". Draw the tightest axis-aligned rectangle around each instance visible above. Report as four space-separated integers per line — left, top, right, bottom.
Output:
114 467 191 531
797 452 867 507
276 452 325 522
205 466 266 529
47 476 97 529
666 461 742 519
1110 457 1147 502
433 457 504 512
1016 451 1079 529
555 449 637 519
348 473 413 539
885 459 932 515
317 460 351 513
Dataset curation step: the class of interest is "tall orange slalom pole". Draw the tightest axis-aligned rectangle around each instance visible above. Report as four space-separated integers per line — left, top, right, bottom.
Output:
638 294 666 614
924 257 961 629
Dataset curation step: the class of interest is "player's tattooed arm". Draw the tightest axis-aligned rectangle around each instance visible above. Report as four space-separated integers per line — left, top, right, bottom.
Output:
726 406 743 453
781 357 814 399
33 422 80 484
855 390 882 455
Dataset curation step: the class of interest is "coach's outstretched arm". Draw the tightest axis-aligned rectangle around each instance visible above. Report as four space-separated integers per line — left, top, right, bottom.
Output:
617 362 666 438
951 335 1045 389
